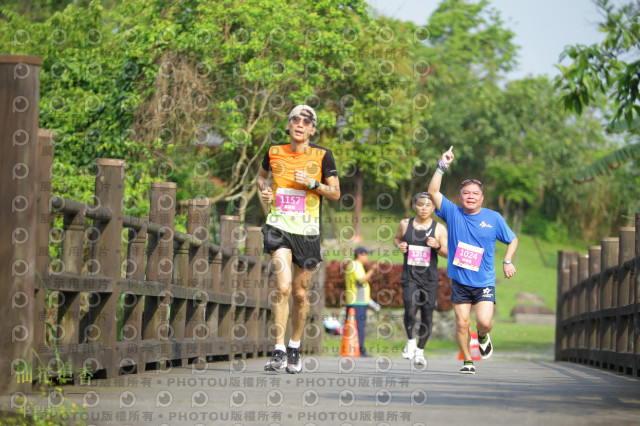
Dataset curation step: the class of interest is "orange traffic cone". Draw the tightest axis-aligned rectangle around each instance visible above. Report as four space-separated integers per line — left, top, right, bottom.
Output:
458 328 482 361
340 307 361 357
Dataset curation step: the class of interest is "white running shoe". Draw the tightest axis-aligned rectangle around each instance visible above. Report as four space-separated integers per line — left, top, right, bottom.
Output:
402 339 417 359
413 348 426 366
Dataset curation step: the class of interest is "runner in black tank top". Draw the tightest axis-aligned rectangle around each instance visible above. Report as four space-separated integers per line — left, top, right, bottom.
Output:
401 218 439 285
394 193 448 366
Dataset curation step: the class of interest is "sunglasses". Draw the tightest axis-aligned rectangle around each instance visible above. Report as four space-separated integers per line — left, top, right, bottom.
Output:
460 178 483 190
289 115 314 126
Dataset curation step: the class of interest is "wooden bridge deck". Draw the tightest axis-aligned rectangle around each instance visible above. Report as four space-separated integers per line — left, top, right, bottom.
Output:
5 353 639 426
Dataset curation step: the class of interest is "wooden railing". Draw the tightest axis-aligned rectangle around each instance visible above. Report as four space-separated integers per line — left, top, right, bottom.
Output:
1 55 324 392
555 217 639 377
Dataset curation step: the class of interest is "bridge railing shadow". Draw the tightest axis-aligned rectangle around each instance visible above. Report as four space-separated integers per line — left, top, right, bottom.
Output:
556 221 639 377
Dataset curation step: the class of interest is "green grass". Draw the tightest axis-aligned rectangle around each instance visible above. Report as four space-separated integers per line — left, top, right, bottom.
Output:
493 232 584 319
322 208 587 356
490 322 555 353
321 332 459 358
321 321 554 359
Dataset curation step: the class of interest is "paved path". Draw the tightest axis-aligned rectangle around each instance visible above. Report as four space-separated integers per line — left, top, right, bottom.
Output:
8 354 640 426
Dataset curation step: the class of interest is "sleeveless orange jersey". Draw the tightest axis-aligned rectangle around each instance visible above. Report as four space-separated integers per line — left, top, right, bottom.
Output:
262 143 337 236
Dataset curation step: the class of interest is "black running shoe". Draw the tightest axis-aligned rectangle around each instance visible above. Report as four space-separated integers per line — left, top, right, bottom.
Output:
478 333 493 359
285 347 302 374
264 349 287 372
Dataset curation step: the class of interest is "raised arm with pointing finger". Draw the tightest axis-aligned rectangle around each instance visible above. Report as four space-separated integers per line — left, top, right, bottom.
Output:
427 146 454 211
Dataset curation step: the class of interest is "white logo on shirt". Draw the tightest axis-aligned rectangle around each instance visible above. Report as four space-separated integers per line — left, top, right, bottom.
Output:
479 221 492 228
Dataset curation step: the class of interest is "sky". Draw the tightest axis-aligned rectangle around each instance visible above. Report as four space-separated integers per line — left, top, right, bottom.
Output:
367 0 611 81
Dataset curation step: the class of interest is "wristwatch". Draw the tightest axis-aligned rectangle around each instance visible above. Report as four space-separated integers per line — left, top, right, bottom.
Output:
503 260 512 265
311 180 320 190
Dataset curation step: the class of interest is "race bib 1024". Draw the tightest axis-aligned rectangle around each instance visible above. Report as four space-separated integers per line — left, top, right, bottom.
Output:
453 241 484 272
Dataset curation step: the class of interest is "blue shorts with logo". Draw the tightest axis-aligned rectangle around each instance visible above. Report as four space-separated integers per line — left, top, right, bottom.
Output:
451 280 496 305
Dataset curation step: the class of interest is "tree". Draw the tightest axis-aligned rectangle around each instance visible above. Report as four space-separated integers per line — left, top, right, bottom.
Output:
558 0 640 181
0 2 157 216
407 0 517 209
319 16 420 240
0 0 377 218
117 0 379 220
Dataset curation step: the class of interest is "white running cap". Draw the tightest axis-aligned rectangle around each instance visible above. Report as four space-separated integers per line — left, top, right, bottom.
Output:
288 104 317 124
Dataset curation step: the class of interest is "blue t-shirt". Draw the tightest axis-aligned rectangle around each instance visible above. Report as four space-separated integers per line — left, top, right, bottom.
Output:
436 196 516 288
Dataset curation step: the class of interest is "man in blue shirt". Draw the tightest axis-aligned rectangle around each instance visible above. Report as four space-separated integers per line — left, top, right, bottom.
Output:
428 146 518 374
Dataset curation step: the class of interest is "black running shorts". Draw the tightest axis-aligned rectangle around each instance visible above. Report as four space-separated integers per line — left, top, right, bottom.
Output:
261 225 323 269
451 279 496 305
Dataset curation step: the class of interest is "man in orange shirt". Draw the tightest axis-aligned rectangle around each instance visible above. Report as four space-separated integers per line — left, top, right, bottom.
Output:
256 105 340 373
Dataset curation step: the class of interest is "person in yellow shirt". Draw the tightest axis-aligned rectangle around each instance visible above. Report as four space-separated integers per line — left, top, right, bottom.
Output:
344 246 376 357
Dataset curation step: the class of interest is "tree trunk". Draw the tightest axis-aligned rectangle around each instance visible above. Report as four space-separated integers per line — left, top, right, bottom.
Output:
353 169 364 241
400 179 418 217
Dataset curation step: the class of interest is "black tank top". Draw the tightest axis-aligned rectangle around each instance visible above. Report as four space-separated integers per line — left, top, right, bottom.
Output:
400 217 439 284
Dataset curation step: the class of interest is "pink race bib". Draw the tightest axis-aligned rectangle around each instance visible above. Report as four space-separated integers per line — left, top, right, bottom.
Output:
453 241 484 272
275 188 306 216
408 244 431 267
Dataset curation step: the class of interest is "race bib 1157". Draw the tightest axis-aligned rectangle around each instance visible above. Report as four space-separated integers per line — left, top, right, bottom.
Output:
275 188 306 216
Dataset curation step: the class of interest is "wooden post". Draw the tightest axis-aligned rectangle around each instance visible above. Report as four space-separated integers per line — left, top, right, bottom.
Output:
143 182 176 366
555 250 577 360
258 253 272 355
265 259 279 354
246 227 263 357
57 208 85 347
616 228 634 357
205 244 222 356
171 228 188 364
578 254 589 349
186 200 210 359
33 129 54 371
220 216 240 358
587 246 601 353
210 246 221 293
189 200 211 289
618 228 634 307
0 55 41 394
561 267 571 351
588 246 601 313
635 215 640 376
303 263 325 355
600 238 618 352
123 221 146 371
578 255 589 314
90 159 125 378
601 238 619 310
233 251 250 357
570 259 579 317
